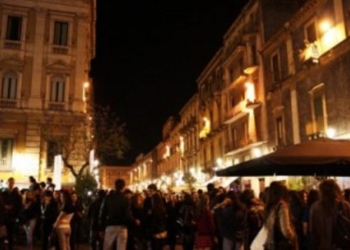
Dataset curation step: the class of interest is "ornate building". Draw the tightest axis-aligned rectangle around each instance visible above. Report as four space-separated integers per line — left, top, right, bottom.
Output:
0 0 96 187
128 0 350 193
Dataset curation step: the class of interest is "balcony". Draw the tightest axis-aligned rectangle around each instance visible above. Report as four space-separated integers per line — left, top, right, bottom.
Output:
246 99 261 109
48 102 65 111
52 45 69 55
224 101 247 124
0 99 17 108
3 40 22 50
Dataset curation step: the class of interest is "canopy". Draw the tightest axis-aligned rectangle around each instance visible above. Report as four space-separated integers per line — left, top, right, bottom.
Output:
216 139 350 177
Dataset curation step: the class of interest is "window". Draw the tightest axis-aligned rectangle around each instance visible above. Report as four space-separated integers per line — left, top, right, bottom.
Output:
232 127 238 147
0 139 13 169
271 54 280 82
46 141 60 169
306 22 317 43
50 76 65 102
276 117 284 146
6 16 22 41
251 44 257 65
313 95 325 132
1 72 17 99
53 21 68 46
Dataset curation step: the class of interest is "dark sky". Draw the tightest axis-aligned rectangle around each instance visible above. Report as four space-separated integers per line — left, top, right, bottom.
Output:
91 0 246 165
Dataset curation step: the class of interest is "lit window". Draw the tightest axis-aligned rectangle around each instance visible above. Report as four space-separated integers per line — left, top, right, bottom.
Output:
1 71 18 99
6 16 22 41
0 139 13 169
53 21 69 46
313 95 325 133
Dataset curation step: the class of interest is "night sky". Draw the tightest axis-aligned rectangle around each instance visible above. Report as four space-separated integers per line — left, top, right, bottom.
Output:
91 0 246 165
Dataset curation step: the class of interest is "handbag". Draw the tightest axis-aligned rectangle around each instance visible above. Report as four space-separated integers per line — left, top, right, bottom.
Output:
273 203 296 250
251 225 268 250
0 225 7 238
48 229 58 248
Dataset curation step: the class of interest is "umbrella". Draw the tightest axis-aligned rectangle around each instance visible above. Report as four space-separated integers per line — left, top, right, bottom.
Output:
216 139 350 177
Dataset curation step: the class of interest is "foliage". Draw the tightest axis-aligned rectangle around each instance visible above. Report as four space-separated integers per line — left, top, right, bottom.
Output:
93 105 130 163
41 105 130 179
74 171 98 209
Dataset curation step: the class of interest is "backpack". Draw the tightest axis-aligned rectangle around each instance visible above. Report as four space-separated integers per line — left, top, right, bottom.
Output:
333 201 350 248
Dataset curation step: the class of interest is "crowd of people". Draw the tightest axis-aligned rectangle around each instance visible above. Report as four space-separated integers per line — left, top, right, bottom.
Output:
1 176 350 250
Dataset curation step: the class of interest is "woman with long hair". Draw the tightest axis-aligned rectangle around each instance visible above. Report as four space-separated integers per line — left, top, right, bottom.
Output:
194 193 215 250
218 191 247 250
302 189 319 250
41 190 59 250
22 190 40 250
263 181 297 250
53 190 75 250
310 179 350 250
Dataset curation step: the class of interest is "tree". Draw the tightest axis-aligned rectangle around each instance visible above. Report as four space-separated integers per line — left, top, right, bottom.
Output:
41 105 130 179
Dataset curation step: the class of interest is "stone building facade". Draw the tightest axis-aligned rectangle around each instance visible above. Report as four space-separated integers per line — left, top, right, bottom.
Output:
0 0 96 187
127 0 350 193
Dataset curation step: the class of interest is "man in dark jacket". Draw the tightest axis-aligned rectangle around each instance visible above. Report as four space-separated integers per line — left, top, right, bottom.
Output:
3 177 22 250
88 189 106 250
99 179 132 250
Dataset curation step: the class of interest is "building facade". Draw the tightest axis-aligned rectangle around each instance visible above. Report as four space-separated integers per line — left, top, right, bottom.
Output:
128 0 350 193
0 0 96 187
99 165 130 190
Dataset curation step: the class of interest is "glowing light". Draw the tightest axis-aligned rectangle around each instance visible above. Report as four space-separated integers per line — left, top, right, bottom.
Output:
84 82 89 88
245 82 255 102
216 158 223 167
326 128 336 138
253 148 262 158
94 159 99 167
320 21 331 32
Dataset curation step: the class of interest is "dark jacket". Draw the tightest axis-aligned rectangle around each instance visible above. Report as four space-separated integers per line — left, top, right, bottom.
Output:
87 198 104 231
99 191 132 230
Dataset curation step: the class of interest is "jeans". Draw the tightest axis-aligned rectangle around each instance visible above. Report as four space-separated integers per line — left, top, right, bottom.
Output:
23 218 37 250
103 225 128 250
57 227 71 250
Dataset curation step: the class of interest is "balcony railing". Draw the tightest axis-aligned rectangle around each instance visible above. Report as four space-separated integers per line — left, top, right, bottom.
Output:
224 101 247 124
48 102 65 111
3 40 22 50
52 45 69 55
0 99 17 108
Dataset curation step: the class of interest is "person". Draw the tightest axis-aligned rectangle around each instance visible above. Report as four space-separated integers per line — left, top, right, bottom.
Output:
70 192 84 250
41 190 59 250
53 189 75 250
240 189 264 249
128 193 146 250
178 192 196 250
165 193 180 250
21 190 40 250
3 177 23 250
99 178 133 250
0 192 7 249
310 179 350 250
46 178 56 191
87 189 106 250
302 189 319 250
149 192 167 250
194 193 216 250
216 191 247 250
263 181 297 250
29 176 39 191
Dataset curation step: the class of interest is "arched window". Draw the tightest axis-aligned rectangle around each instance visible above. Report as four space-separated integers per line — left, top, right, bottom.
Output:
1 71 18 99
50 75 65 102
